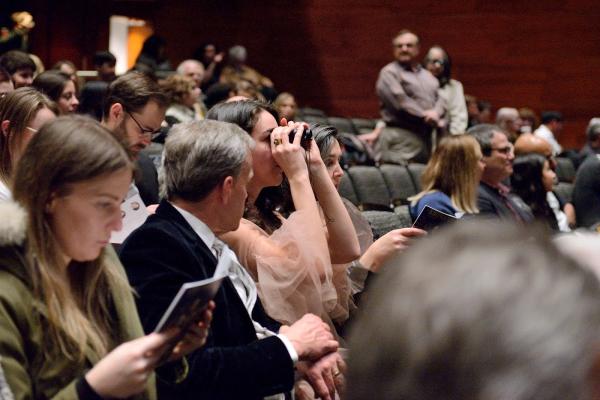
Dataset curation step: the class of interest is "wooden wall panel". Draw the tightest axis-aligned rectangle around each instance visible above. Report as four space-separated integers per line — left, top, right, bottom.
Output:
23 0 600 148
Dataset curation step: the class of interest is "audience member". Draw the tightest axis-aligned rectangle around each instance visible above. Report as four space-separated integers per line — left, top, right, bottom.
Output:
375 29 445 163
31 71 79 114
468 124 533 222
273 92 298 121
347 220 600 400
0 67 14 97
572 153 600 228
514 132 575 229
176 59 204 88
409 135 484 219
78 51 116 120
465 94 479 128
477 99 492 123
512 153 566 231
134 35 172 79
207 100 360 334
194 42 224 91
579 118 600 163
220 45 276 101
51 59 77 82
534 111 563 155
101 72 167 205
161 74 202 128
495 107 522 143
0 50 35 88
0 87 56 200
93 50 117 82
423 45 467 134
119 120 343 400
518 107 539 133
0 116 210 399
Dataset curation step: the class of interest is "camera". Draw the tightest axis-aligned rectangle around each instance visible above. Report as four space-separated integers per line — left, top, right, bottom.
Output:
289 127 313 150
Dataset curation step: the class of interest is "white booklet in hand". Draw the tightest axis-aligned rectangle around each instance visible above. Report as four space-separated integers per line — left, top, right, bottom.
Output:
110 185 148 244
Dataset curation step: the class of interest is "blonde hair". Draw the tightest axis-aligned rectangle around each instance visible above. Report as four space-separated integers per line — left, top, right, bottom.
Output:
410 135 481 213
12 115 133 361
161 74 196 105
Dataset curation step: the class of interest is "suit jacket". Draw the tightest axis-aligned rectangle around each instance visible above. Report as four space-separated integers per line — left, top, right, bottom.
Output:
119 200 294 400
477 182 533 223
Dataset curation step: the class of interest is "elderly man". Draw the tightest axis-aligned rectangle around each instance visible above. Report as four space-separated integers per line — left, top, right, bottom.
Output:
468 124 533 222
176 59 205 89
495 107 522 143
579 118 600 162
347 220 600 400
119 120 343 400
374 29 445 163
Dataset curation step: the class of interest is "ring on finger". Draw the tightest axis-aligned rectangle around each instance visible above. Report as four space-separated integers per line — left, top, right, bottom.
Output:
273 138 282 146
333 369 341 377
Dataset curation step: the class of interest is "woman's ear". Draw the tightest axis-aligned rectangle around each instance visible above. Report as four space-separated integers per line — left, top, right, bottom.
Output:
1 120 10 137
45 192 57 214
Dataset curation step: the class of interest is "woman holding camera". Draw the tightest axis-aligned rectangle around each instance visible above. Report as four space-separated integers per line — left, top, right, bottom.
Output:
207 100 360 331
0 116 210 399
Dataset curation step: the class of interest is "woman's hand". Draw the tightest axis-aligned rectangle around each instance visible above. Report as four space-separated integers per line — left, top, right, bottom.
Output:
167 301 215 361
270 122 309 181
360 228 426 272
85 331 178 398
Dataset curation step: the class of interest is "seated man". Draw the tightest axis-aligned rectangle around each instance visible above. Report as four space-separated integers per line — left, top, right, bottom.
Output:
347 220 600 400
119 120 342 400
468 124 533 222
579 118 600 163
534 111 563 156
0 50 35 88
495 107 522 143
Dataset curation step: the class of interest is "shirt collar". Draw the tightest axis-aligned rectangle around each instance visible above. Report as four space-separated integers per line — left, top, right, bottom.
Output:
170 202 216 249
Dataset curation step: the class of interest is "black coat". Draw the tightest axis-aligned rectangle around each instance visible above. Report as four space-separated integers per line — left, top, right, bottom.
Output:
119 200 294 400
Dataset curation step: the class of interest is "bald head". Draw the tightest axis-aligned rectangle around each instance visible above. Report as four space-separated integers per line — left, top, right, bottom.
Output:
514 132 552 157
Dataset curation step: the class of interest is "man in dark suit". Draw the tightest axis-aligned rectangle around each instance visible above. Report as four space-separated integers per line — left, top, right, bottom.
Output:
468 124 533 223
120 120 342 400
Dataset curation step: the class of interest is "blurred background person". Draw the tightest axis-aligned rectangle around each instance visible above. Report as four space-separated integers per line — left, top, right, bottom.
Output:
32 71 79 114
0 67 14 97
495 107 522 143
0 50 35 88
273 92 298 121
534 111 564 156
423 45 467 135
193 42 224 92
161 73 202 129
220 45 276 102
518 107 539 134
134 35 172 79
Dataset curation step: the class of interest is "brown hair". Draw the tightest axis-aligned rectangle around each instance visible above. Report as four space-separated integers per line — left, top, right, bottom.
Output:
12 115 134 361
0 87 56 184
102 71 167 120
161 74 196 105
410 135 482 213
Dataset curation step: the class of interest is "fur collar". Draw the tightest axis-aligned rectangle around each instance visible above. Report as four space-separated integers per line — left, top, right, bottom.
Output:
0 201 27 247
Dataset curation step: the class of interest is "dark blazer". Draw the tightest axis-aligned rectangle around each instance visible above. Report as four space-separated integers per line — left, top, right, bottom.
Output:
477 182 534 223
119 200 294 400
134 153 160 206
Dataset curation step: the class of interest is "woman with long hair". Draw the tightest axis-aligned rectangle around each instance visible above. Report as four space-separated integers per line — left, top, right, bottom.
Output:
409 134 484 219
0 87 56 200
161 74 201 127
512 153 565 231
0 116 210 399
32 70 79 114
206 100 360 332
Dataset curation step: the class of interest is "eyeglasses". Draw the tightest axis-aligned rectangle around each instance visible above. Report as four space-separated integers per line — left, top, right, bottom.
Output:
491 146 513 155
127 111 161 138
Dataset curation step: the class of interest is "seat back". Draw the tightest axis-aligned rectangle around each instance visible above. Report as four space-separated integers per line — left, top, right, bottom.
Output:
555 157 576 183
347 166 392 210
327 117 357 134
380 164 419 205
406 163 427 191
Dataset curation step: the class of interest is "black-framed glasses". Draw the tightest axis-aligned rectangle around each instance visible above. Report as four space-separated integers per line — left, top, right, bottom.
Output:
127 111 160 137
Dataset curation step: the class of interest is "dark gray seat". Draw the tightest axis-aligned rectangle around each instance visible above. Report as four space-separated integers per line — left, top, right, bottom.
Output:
298 107 326 117
302 115 329 125
327 117 357 134
351 118 377 132
380 164 418 205
338 173 359 206
554 182 574 204
393 205 413 227
406 163 427 191
362 211 404 240
555 157 576 183
347 166 392 211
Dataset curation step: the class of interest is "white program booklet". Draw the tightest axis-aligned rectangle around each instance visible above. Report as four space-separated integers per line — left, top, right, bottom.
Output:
110 185 148 244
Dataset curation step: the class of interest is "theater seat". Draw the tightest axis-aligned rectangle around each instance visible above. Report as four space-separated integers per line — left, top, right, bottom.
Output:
362 211 406 240
554 182 574 204
302 115 329 125
338 173 359 206
346 166 392 211
380 164 419 205
327 117 357 134
351 118 377 133
393 205 413 227
555 157 576 183
406 163 427 191
298 107 327 117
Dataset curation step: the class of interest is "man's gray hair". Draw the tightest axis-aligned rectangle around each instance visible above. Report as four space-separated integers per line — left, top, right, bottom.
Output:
159 120 254 202
467 123 506 156
176 59 204 75
347 221 600 400
228 45 247 63
586 117 600 142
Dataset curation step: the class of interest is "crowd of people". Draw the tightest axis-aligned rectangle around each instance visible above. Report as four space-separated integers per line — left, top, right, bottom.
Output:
0 24 599 400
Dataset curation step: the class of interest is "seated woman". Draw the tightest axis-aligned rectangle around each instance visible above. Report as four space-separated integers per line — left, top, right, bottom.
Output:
206 100 360 331
0 116 210 399
273 92 297 121
409 134 484 220
31 71 79 114
161 74 202 128
512 153 568 232
0 87 56 200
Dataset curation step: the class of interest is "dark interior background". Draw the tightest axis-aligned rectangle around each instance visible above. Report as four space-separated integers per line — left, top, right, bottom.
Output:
7 0 600 148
